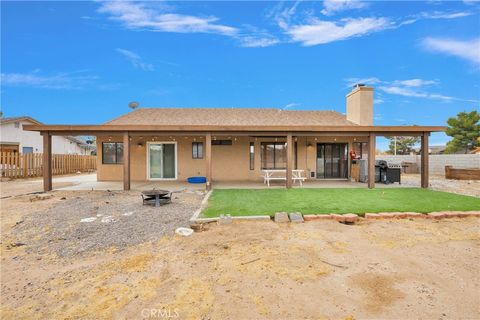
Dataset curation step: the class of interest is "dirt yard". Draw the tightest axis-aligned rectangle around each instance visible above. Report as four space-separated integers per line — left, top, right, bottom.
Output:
401 173 480 197
1 187 479 319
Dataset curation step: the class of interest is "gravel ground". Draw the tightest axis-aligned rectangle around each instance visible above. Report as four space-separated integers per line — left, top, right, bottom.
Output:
12 190 205 257
401 174 480 197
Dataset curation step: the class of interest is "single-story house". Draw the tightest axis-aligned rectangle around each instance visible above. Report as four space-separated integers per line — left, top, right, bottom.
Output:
24 85 445 192
1 116 95 155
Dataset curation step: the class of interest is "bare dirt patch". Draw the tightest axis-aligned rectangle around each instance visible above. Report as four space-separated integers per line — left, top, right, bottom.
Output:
1 189 479 319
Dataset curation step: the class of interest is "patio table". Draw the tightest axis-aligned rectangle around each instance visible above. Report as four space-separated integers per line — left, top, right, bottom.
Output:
262 169 306 187
141 189 172 207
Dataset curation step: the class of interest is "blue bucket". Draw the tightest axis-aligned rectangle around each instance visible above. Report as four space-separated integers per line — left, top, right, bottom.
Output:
187 176 207 184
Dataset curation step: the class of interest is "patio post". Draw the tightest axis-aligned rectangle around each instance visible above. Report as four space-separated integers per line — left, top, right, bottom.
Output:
421 132 429 188
286 133 293 189
123 131 130 191
205 132 212 190
42 131 52 192
368 132 376 189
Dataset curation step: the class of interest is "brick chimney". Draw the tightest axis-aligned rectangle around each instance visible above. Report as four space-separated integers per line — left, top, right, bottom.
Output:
346 84 374 125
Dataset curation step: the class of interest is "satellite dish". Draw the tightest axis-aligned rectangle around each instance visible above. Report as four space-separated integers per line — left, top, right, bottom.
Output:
128 101 139 109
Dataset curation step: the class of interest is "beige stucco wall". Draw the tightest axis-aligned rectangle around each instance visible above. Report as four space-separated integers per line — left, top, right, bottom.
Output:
96 135 369 182
346 86 373 126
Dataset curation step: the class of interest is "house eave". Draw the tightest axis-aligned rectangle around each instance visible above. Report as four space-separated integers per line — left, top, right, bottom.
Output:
23 124 447 136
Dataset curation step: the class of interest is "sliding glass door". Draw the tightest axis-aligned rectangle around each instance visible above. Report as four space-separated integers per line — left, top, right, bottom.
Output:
316 143 348 179
148 142 176 180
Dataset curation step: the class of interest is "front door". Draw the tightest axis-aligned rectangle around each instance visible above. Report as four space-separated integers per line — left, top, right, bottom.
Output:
148 142 177 180
316 143 348 179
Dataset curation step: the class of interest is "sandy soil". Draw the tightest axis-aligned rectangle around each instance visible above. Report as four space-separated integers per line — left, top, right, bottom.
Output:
1 189 479 319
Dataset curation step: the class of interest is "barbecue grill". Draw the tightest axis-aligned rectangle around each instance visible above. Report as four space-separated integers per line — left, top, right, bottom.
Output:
375 160 401 184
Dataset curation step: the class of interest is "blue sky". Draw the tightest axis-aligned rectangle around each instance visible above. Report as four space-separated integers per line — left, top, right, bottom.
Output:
1 0 479 150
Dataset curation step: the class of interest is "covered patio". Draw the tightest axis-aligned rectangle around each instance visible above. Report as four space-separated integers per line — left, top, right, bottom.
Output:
23 124 445 193
47 173 417 192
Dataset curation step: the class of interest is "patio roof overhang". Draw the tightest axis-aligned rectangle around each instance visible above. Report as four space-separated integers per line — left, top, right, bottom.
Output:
29 123 441 193
23 124 447 136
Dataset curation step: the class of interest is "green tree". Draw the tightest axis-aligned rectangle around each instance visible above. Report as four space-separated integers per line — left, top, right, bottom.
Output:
386 136 420 155
445 110 480 154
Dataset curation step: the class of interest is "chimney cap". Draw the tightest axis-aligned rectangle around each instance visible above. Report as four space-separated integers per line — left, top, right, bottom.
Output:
353 83 366 89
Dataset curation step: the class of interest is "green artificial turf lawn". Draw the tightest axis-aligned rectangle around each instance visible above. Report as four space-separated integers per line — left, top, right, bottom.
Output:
201 188 480 217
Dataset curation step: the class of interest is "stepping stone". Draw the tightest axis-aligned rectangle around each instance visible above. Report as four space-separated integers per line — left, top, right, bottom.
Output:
219 214 232 225
289 212 304 223
274 212 290 223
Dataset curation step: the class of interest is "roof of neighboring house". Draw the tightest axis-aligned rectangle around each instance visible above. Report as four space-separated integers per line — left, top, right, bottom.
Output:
65 136 96 149
0 116 43 125
429 145 446 154
104 108 357 126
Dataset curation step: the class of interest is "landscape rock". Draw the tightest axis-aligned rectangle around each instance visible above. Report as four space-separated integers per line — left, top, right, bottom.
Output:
304 214 332 221
343 214 359 224
219 214 232 225
365 213 380 219
274 212 290 223
405 212 425 218
30 194 53 202
330 214 345 222
289 212 304 223
378 212 396 219
427 212 446 220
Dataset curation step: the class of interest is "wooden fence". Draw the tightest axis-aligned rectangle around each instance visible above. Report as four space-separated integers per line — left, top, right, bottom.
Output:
0 152 96 178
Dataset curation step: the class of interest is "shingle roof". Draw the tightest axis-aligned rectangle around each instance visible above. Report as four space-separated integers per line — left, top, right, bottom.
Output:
105 108 357 126
0 116 43 125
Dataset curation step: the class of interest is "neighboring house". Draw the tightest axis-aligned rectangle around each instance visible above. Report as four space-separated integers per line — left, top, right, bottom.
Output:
24 85 445 192
0 116 95 155
429 145 446 155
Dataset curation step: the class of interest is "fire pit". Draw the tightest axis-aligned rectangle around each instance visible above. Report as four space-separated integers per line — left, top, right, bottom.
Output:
141 189 172 207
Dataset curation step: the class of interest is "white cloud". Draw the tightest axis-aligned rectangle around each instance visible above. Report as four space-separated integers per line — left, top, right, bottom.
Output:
236 25 280 48
270 0 473 47
344 77 382 87
98 1 237 36
419 11 474 19
238 36 280 48
98 1 279 48
285 17 390 46
421 37 480 65
116 48 154 71
345 77 478 103
282 103 299 110
392 79 438 87
0 71 98 89
321 0 367 16
379 84 476 102
380 86 429 98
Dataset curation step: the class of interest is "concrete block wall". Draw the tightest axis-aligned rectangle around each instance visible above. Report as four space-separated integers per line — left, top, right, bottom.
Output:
377 154 480 175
